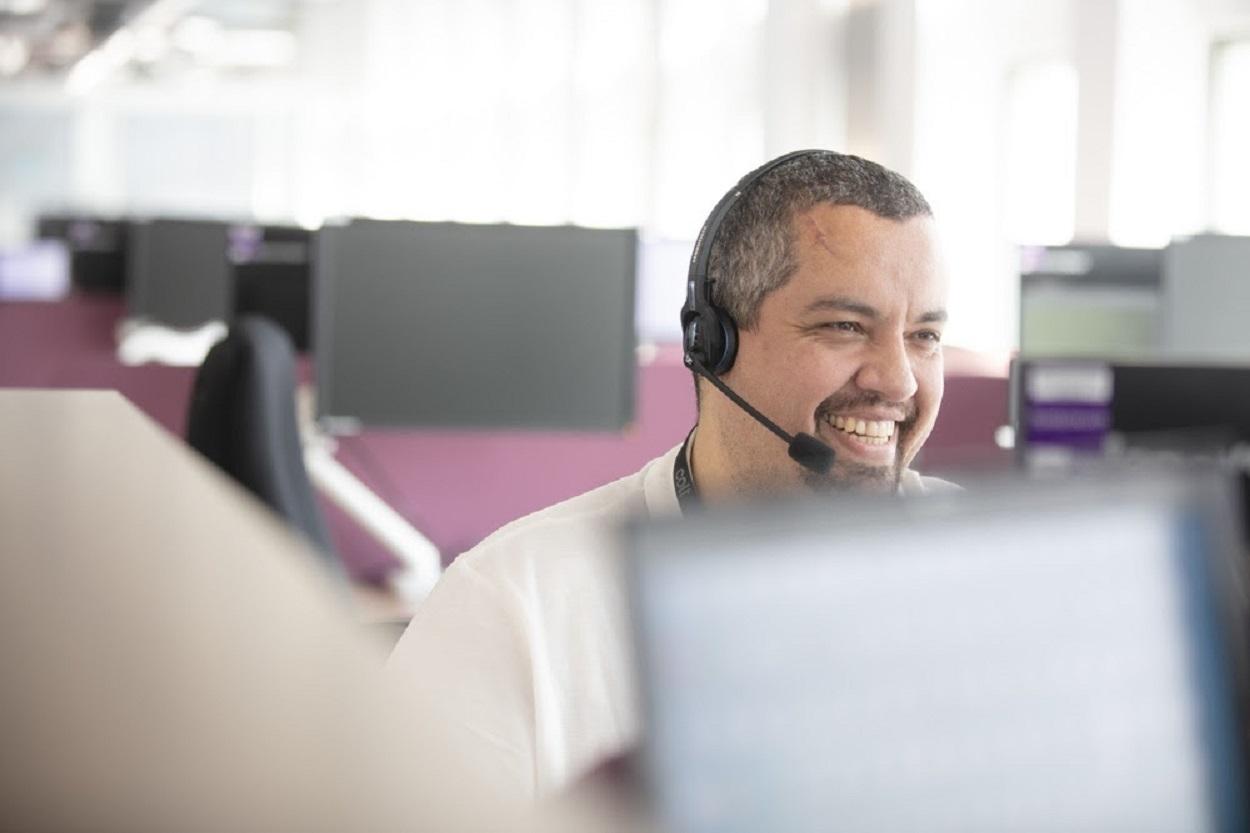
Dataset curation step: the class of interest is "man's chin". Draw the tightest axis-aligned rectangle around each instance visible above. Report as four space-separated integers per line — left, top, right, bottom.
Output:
803 459 901 495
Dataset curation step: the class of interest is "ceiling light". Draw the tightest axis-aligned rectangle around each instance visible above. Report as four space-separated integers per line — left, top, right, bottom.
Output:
0 0 48 15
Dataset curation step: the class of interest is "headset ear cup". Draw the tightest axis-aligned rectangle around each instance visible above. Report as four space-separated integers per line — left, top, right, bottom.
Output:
709 307 738 375
682 316 703 367
695 310 721 370
720 310 735 370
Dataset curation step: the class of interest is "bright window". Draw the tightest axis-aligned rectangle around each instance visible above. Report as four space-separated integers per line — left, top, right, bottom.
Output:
1002 61 1078 245
1211 38 1250 235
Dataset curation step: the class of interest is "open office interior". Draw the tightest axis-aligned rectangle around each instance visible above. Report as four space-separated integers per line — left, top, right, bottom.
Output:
5 1 1250 830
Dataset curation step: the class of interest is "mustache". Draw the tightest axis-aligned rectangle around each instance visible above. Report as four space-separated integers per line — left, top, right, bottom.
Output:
814 391 918 426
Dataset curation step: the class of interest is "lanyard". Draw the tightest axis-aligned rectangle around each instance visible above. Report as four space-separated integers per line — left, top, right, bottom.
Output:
672 430 699 511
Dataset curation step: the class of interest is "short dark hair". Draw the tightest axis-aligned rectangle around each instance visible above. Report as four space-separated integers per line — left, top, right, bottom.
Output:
706 151 932 330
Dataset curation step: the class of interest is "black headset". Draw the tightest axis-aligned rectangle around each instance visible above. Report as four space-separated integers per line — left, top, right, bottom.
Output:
681 149 831 376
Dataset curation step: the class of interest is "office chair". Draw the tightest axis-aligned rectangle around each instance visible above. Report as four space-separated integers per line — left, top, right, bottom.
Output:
187 316 337 566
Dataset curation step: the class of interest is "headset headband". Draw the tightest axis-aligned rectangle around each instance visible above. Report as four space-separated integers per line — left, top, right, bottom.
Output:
682 150 833 375
686 149 829 309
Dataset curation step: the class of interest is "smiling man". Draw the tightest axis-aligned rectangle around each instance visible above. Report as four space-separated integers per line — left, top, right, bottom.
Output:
687 154 950 500
387 150 956 804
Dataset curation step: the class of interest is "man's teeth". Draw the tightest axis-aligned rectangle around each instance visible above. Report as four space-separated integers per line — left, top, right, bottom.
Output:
830 415 896 444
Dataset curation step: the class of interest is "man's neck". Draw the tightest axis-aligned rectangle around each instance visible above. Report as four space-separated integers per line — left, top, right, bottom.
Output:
686 423 741 503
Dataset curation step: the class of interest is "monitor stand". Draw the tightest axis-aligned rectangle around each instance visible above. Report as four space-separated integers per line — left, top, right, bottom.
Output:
297 388 442 609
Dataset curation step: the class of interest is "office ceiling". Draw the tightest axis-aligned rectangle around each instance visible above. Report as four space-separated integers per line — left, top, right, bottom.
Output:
0 0 323 82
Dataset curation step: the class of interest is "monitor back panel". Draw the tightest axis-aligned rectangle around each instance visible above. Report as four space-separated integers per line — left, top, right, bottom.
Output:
127 218 231 328
315 220 637 431
1163 235 1250 361
38 215 129 294
230 224 312 351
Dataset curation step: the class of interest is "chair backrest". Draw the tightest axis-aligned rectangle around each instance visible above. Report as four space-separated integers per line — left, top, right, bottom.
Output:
187 316 336 560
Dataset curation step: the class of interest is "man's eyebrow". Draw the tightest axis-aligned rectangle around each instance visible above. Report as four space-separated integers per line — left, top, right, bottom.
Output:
802 298 948 324
803 296 879 319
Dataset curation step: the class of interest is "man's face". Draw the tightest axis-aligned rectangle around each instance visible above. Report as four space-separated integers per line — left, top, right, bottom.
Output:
711 203 947 495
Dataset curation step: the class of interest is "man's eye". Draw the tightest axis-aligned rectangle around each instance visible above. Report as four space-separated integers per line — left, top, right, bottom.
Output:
913 330 942 344
823 321 864 334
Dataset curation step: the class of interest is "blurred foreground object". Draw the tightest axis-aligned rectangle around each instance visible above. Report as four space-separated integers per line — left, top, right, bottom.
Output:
0 389 506 832
627 471 1250 833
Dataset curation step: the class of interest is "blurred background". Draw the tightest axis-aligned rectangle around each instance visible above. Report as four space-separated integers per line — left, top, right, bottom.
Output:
3 0 1250 599
3 0 1249 348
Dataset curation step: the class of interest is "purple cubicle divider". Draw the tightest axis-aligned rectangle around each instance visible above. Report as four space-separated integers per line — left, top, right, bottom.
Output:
1 296 1008 584
325 352 697 572
0 295 197 435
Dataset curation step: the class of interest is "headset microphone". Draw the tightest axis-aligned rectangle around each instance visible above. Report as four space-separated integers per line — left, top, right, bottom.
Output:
687 359 834 476
681 149 837 478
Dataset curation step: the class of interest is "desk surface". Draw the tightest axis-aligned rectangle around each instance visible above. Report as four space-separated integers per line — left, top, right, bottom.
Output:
0 389 500 831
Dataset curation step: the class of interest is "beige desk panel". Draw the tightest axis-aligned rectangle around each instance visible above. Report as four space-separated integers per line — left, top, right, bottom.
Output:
0 389 495 832
1 389 329 567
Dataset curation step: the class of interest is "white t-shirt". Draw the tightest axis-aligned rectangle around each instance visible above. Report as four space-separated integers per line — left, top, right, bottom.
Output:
386 443 957 801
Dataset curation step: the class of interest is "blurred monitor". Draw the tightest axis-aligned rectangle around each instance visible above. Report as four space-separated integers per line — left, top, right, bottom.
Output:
36 213 130 294
0 239 69 300
1018 243 1162 358
1011 359 1250 468
1011 358 1250 546
127 218 232 328
314 219 637 431
1163 234 1250 361
628 475 1248 833
229 224 313 351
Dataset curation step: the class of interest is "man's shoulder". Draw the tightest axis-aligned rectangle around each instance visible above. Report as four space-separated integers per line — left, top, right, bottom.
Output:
455 446 681 576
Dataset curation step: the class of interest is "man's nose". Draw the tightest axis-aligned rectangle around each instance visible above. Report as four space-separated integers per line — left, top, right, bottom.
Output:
854 337 918 403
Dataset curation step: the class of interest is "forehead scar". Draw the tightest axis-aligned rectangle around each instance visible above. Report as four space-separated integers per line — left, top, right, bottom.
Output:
802 214 839 259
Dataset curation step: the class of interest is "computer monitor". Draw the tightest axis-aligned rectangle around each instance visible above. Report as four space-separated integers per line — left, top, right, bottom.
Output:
314 219 637 431
0 239 69 300
127 218 232 328
36 213 130 294
229 224 313 351
1011 359 1250 467
628 474 1249 833
1018 243 1162 358
1163 234 1250 361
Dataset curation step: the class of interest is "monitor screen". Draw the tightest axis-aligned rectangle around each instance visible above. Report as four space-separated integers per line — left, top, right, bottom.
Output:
629 478 1248 833
127 218 232 328
1018 243 1163 359
314 219 637 431
0 240 69 300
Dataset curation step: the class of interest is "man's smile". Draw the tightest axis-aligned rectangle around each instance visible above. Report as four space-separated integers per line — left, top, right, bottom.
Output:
818 414 899 462
826 414 896 445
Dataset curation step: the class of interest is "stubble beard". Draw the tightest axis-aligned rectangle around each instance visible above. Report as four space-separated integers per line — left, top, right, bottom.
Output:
801 449 903 495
